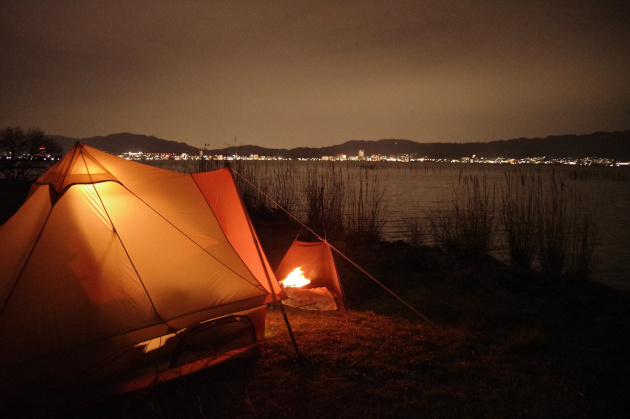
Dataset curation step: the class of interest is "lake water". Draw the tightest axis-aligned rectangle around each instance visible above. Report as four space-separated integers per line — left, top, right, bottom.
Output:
161 160 630 291
376 163 630 291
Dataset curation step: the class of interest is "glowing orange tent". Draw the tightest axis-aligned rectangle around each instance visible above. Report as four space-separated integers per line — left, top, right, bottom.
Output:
274 240 346 311
0 143 283 413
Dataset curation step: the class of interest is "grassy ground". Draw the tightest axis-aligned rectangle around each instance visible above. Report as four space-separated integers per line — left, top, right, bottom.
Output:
2 182 629 418
64 214 630 419
67 286 630 418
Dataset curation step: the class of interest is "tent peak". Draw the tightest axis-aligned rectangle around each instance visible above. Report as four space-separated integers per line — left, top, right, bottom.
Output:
32 143 119 194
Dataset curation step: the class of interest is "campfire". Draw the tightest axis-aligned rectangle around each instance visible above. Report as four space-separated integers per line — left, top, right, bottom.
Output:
279 267 311 288
278 266 337 311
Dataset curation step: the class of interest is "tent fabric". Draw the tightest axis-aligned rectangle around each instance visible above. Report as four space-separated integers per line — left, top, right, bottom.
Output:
274 240 346 311
0 143 282 409
192 169 280 296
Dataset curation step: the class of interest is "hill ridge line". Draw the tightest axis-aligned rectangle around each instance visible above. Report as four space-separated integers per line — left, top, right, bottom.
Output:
52 130 630 160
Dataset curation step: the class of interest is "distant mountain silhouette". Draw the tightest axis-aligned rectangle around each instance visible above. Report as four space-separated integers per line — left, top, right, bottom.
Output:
53 130 630 161
52 133 200 156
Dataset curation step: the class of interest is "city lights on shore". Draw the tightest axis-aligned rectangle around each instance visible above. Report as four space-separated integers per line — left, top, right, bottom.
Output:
117 150 626 167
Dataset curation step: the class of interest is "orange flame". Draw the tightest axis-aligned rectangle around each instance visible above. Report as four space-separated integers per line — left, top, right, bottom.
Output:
279 267 311 288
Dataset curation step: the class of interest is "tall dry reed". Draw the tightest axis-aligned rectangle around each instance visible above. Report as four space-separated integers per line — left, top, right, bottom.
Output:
565 204 597 280
229 161 268 211
500 170 539 269
226 161 302 215
398 212 427 247
429 174 496 257
426 168 599 279
544 177 598 279
345 166 388 241
304 164 345 235
269 162 300 213
535 173 572 276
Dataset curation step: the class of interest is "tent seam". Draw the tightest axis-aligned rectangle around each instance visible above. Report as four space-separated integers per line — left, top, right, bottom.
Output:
121 179 266 293
88 182 179 334
191 170 276 293
0 188 55 315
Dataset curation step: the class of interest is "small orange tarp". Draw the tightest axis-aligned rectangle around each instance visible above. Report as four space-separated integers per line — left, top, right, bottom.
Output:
275 240 346 311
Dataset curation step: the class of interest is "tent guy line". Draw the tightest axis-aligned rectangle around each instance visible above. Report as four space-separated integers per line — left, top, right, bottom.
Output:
229 167 435 326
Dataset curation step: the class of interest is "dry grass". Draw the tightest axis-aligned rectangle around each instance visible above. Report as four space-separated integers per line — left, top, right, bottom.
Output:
65 284 630 419
500 171 539 269
345 166 389 241
428 174 496 257
61 216 630 419
304 164 345 236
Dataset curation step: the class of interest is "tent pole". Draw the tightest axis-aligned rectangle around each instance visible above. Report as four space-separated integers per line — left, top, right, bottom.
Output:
226 167 302 360
277 301 301 359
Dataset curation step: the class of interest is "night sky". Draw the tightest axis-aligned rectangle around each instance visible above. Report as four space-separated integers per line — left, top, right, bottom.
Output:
1 0 628 150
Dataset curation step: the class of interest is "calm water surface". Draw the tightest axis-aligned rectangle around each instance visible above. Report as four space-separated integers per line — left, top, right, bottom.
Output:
379 164 630 291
